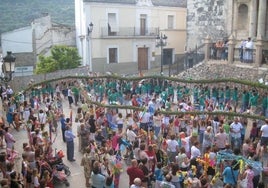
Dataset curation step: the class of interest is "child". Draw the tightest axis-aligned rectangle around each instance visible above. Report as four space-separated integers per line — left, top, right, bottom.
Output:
154 163 163 188
250 121 258 142
33 168 40 188
242 139 251 157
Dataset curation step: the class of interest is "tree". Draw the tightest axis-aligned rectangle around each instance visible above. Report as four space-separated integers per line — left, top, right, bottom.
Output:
35 55 57 74
51 45 81 69
35 45 81 74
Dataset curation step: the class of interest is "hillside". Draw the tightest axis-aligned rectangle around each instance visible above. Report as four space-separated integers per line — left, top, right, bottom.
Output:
0 0 74 37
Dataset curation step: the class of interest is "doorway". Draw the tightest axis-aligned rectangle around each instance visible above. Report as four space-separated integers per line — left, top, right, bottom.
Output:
163 48 173 65
138 47 148 71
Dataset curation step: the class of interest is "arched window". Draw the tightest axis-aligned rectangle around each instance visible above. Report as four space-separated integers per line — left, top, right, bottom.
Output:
237 4 248 30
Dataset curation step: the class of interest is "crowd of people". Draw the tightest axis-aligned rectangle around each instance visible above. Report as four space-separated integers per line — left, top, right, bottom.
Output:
0 76 267 188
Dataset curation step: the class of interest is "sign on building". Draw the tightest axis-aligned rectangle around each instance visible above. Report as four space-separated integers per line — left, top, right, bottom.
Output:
14 66 34 76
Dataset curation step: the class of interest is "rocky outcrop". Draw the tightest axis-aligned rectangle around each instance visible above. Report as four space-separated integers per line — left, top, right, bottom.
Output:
177 61 267 82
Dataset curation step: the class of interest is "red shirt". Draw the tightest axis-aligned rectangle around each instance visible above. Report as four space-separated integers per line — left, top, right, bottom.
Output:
132 98 138 107
174 118 180 127
127 166 144 186
111 134 120 150
146 150 156 161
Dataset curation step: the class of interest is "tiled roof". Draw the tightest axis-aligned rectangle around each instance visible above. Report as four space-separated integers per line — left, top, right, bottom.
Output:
83 0 136 4
153 0 186 7
83 0 187 7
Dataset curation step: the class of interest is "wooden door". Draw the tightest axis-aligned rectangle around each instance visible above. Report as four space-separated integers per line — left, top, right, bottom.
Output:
138 48 148 71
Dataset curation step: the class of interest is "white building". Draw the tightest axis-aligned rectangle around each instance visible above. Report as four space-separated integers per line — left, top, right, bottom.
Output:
1 14 76 76
75 0 187 74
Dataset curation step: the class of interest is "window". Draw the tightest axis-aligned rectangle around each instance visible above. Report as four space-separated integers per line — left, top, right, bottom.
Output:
167 15 174 29
140 14 147 35
108 13 118 35
237 4 248 30
108 48 118 64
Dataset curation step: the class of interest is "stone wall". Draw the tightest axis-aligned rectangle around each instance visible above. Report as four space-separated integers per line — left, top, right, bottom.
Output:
9 61 268 92
187 0 228 49
13 52 35 67
177 61 266 82
10 66 90 92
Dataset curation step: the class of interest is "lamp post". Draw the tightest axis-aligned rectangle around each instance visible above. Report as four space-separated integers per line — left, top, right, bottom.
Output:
87 22 94 72
156 33 167 75
1 51 16 87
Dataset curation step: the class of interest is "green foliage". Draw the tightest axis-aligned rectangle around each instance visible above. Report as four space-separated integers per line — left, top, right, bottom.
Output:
35 55 57 74
51 46 81 70
35 46 81 74
19 75 267 120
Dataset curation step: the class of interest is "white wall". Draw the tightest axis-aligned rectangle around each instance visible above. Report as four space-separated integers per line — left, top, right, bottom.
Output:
1 27 33 55
32 16 53 55
77 2 186 72
51 27 76 46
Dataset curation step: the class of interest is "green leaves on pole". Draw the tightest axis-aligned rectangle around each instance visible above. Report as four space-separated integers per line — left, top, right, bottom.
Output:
20 74 268 120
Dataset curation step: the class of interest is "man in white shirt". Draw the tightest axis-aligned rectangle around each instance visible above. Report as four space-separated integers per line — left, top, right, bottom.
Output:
67 87 73 108
215 127 229 150
260 119 268 146
244 37 254 63
230 117 243 149
6 85 13 99
148 98 156 116
139 110 150 131
38 109 47 131
191 141 201 159
166 134 179 163
126 126 138 143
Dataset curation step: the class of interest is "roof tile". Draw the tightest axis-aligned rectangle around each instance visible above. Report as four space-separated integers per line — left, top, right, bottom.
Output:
83 0 186 7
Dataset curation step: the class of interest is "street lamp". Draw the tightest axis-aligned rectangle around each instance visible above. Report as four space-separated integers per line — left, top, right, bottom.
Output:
87 22 94 72
156 33 167 75
1 51 16 84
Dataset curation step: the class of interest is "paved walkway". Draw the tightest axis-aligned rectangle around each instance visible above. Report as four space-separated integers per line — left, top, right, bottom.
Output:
0 91 256 187
0 97 130 187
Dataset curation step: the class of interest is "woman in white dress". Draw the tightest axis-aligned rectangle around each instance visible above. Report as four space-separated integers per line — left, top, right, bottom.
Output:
202 126 213 154
23 102 31 124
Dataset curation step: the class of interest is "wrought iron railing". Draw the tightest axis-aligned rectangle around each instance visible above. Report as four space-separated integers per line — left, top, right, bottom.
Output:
262 49 268 64
234 48 255 63
209 44 228 60
100 27 159 37
169 44 205 75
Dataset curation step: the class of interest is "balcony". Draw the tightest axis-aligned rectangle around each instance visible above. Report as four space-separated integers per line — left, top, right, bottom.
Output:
100 27 159 38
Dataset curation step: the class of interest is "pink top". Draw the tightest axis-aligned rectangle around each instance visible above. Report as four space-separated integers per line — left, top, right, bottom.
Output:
245 169 254 188
112 134 120 149
215 132 228 149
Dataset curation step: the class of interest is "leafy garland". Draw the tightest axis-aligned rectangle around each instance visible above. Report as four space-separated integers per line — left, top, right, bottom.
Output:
24 75 268 91
82 99 266 120
19 75 267 120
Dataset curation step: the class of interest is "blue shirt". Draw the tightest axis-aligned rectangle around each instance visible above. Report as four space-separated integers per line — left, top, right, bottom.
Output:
61 117 66 130
91 173 105 188
64 130 75 142
241 126 246 135
222 166 239 186
154 168 163 181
